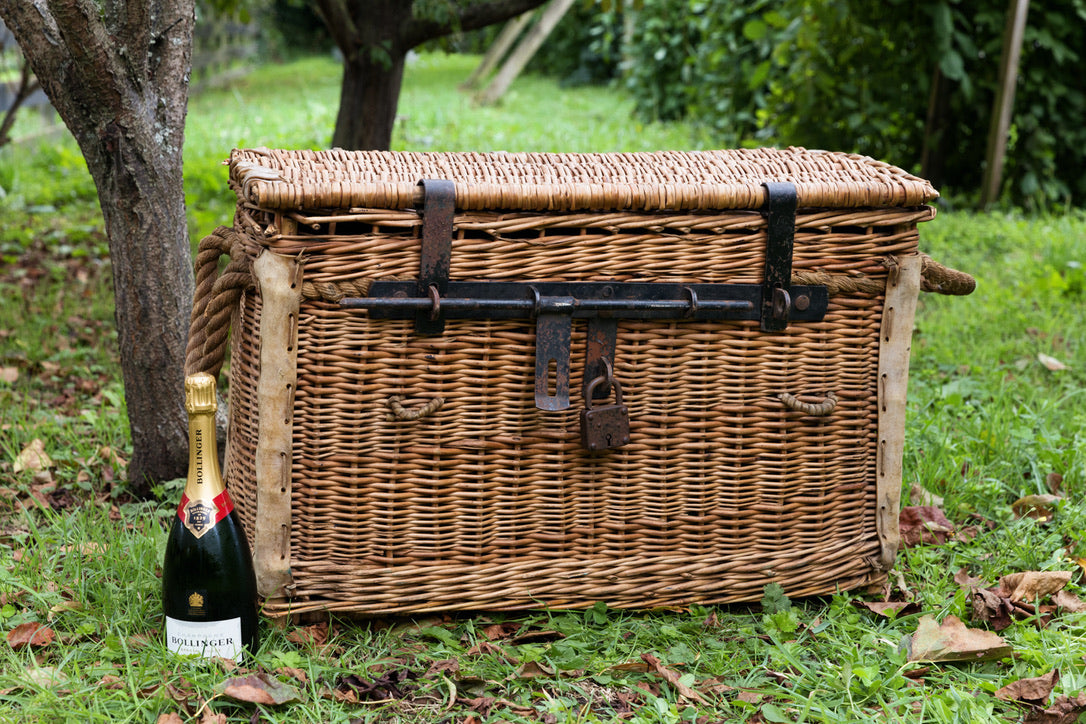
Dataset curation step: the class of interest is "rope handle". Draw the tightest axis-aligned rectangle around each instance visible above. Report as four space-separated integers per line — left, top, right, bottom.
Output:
184 226 254 379
779 391 838 416
387 395 445 421
919 254 976 295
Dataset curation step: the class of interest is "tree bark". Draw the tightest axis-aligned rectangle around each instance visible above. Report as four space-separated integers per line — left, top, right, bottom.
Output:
1 0 196 496
331 45 408 150
315 0 549 151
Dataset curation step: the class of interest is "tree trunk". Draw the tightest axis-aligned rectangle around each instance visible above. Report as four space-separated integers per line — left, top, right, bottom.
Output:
332 49 407 151
315 0 549 151
1 0 196 496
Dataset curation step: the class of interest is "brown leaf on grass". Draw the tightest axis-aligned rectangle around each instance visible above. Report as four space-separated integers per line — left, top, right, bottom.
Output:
909 484 944 507
954 567 985 588
1046 473 1064 494
156 715 185 724
456 695 538 719
13 439 52 474
641 653 706 703
1053 590 1086 613
513 661 555 679
275 666 307 684
1012 494 1062 521
697 676 736 696
425 658 460 678
335 668 417 702
0 367 18 384
481 622 520 641
1038 353 1068 371
969 572 1073 629
286 621 328 647
899 506 955 547
996 571 1072 601
995 669 1060 704
198 713 227 724
464 639 518 664
1024 693 1086 724
23 665 67 689
98 446 127 469
216 673 302 706
97 675 125 690
907 615 1012 663
973 588 1017 631
855 600 921 618
7 623 56 650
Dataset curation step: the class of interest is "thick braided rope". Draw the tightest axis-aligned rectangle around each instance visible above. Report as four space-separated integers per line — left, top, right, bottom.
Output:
184 227 253 378
920 254 976 295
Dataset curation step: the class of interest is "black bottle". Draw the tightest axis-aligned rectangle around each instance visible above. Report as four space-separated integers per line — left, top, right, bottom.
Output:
162 372 258 660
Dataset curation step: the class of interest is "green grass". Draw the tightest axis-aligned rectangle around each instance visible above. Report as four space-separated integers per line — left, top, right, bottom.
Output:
1 53 1086 722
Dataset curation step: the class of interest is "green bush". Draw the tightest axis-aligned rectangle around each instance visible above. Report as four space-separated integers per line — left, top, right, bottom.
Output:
531 3 624 86
612 0 1086 207
623 0 797 146
771 0 1086 208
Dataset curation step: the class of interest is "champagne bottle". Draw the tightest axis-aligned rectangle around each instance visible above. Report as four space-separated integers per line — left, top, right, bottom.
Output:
162 372 258 660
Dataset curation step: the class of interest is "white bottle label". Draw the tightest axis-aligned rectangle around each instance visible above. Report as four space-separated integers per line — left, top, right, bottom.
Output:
166 616 243 660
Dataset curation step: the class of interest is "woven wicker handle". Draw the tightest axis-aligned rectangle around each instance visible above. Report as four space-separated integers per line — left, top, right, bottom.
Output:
184 226 253 379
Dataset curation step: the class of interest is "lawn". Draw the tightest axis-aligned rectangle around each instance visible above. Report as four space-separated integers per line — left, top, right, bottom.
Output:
0 52 1085 723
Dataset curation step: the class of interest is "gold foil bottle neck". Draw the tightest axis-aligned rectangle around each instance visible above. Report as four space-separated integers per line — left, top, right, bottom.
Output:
185 373 218 414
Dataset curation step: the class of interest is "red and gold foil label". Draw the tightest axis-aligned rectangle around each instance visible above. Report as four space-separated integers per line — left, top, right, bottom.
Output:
177 489 234 538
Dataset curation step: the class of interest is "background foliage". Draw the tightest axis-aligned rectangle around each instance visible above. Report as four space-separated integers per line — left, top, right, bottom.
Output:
534 0 1086 209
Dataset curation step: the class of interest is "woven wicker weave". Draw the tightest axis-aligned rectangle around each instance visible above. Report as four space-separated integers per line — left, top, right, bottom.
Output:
186 147 972 617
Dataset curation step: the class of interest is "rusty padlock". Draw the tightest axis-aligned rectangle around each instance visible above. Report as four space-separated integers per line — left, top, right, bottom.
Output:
580 375 630 452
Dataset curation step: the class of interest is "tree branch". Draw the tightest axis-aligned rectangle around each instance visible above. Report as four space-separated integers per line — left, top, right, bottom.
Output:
401 0 549 49
0 59 41 148
312 0 362 56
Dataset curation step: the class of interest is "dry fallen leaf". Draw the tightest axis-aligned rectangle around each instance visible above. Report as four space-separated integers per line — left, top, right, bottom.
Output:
98 446 128 469
99 675 126 690
1012 494 1062 521
7 623 56 650
285 621 328 647
641 653 705 704
0 367 18 384
48 601 84 621
275 666 308 684
481 622 520 641
13 439 52 474
1024 693 1086 724
1053 590 1086 613
899 506 955 547
973 587 1017 631
997 571 1072 602
514 661 555 679
909 484 944 507
856 601 921 618
954 567 985 589
216 673 302 706
23 665 67 688
995 669 1060 704
1038 353 1068 371
907 615 1012 663
155 714 185 724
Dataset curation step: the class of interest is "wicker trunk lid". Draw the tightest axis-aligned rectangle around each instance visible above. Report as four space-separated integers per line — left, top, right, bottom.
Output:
186 147 972 617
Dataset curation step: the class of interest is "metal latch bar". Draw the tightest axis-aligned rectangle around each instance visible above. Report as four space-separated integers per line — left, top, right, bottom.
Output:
415 179 456 335
761 181 798 332
343 281 828 321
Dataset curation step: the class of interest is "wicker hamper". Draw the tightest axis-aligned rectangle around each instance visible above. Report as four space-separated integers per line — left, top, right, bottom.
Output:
185 147 974 618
